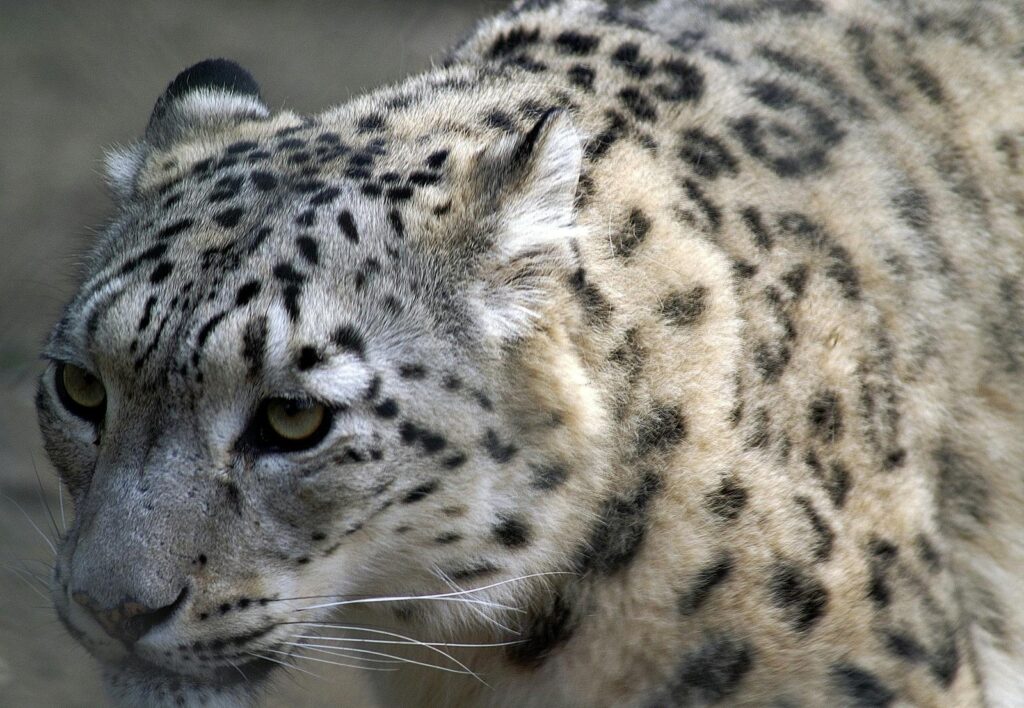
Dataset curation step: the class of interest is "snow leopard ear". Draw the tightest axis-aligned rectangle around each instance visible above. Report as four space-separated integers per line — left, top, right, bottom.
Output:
145 58 268 146
104 59 269 198
474 108 583 256
471 109 586 341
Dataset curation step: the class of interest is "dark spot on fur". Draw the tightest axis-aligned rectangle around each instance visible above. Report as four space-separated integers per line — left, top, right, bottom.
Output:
213 207 244 229
506 588 577 668
678 128 738 179
660 633 754 704
830 663 894 706
483 428 518 463
402 480 439 504
769 562 829 632
794 496 834 561
530 463 568 490
580 471 662 574
611 208 651 257
660 285 708 326
635 404 686 455
808 390 843 442
493 514 532 548
678 554 733 615
706 478 748 520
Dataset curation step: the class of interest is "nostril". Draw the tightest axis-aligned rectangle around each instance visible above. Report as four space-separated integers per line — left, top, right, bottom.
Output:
72 586 189 645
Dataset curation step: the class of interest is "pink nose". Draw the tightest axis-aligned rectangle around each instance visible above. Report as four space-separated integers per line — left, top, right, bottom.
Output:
72 588 187 644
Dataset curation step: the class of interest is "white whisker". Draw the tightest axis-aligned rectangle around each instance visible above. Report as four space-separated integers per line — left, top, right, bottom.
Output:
6 567 52 602
292 634 524 649
2 494 57 556
245 651 321 679
285 622 486 684
287 642 403 664
262 647 398 672
435 567 515 634
295 594 522 613
288 641 478 676
31 457 61 543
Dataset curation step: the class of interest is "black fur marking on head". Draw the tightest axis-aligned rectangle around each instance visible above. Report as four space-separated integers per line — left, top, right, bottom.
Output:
336 210 360 244
483 428 518 463
374 399 399 419
678 553 734 615
401 480 439 504
214 207 245 229
566 64 596 91
332 325 366 359
530 463 568 490
768 562 829 632
157 219 194 240
579 471 662 574
493 514 532 548
400 421 448 454
706 478 748 520
487 26 541 58
829 663 895 707
611 42 652 78
555 30 600 55
241 316 268 379
388 209 405 238
655 58 705 102
617 86 657 121
295 346 323 372
658 633 754 704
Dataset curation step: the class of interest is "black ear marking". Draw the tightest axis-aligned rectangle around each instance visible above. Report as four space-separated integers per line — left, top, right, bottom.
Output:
158 58 263 109
510 107 561 170
145 58 268 148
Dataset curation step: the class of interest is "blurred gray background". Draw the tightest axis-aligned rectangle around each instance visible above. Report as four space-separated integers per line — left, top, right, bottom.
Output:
0 1 495 704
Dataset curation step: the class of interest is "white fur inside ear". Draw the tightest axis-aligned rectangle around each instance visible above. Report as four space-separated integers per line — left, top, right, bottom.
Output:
500 111 583 256
173 88 270 126
103 143 146 200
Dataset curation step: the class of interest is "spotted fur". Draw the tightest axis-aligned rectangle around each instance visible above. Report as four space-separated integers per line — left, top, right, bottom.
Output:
38 2 1024 706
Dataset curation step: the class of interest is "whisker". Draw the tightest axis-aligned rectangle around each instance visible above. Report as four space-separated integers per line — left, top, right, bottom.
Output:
262 647 398 672
6 567 52 602
268 571 576 605
226 659 249 684
283 622 486 684
245 651 321 679
434 567 515 634
31 456 62 542
288 642 477 676
287 642 403 665
2 494 57 556
291 634 524 649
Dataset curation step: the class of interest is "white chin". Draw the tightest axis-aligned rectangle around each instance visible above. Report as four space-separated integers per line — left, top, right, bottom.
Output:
102 665 261 708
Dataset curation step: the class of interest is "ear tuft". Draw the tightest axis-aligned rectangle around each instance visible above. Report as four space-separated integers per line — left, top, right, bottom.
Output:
103 143 147 200
145 58 269 147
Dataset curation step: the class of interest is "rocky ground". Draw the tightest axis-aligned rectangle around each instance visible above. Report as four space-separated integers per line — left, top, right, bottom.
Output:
0 1 491 704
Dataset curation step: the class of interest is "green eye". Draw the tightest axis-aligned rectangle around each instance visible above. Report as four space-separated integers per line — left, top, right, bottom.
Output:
55 363 106 422
250 398 333 452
